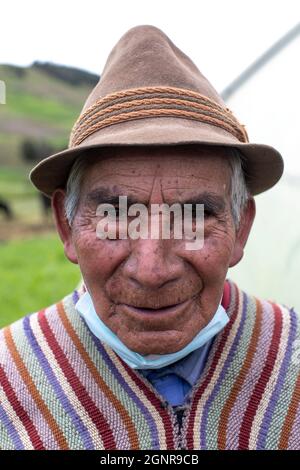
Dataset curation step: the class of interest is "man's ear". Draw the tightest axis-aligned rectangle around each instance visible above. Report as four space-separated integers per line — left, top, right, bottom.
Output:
52 189 78 264
229 197 256 268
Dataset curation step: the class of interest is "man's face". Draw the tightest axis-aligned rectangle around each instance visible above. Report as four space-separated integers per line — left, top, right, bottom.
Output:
54 146 253 355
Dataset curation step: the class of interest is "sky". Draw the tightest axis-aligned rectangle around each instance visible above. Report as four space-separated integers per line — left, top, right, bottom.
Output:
1 0 299 92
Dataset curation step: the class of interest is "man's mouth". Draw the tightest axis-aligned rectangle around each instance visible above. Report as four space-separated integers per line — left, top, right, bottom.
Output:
121 298 190 316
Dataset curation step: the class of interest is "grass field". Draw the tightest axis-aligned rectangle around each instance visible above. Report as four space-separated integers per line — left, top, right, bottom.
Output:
7 91 80 128
0 234 81 328
0 166 42 228
0 63 94 166
0 167 81 328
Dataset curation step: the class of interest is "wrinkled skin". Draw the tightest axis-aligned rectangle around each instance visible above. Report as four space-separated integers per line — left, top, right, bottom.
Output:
53 146 255 355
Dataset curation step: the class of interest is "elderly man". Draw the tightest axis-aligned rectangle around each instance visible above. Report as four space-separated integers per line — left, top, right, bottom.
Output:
1 25 299 451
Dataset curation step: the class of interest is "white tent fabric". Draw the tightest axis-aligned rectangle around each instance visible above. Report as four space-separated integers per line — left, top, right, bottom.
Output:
227 33 300 311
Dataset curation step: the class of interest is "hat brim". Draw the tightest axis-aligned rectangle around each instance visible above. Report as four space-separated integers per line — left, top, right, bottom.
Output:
30 117 284 196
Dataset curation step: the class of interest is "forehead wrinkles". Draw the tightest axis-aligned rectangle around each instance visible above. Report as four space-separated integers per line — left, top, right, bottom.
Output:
85 154 230 178
87 156 174 178
81 153 231 200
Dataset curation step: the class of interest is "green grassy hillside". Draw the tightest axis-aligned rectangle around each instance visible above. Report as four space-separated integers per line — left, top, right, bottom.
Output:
0 62 95 327
0 62 98 167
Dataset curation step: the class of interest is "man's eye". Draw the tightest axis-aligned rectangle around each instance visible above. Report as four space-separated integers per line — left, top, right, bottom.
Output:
191 207 214 218
204 209 214 218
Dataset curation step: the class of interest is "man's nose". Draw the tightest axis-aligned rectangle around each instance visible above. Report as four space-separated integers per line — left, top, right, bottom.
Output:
123 239 182 290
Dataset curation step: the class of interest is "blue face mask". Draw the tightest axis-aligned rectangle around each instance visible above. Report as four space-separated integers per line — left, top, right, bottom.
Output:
75 291 229 370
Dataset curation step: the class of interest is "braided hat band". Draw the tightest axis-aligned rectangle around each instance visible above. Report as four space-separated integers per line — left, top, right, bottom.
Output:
69 86 248 148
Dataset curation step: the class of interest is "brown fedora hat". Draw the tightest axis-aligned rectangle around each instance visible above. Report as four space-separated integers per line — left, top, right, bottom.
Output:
30 25 284 196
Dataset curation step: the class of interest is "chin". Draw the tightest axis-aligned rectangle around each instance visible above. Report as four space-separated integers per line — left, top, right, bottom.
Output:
122 331 190 356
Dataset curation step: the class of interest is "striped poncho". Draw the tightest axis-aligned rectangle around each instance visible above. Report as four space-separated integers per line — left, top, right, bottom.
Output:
0 280 300 450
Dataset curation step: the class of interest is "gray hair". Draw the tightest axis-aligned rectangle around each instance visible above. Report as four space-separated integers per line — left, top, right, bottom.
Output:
64 148 249 228
227 148 250 227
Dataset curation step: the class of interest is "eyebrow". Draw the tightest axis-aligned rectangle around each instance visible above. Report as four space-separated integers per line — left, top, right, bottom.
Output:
180 192 226 213
85 188 226 213
85 188 141 207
